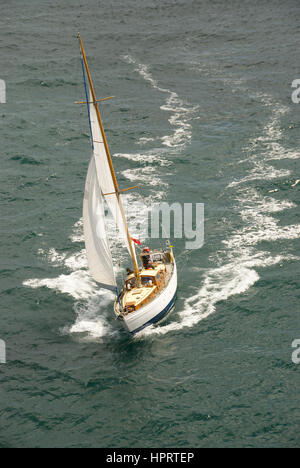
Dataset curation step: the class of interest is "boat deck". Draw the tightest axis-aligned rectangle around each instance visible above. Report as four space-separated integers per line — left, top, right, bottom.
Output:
115 261 174 317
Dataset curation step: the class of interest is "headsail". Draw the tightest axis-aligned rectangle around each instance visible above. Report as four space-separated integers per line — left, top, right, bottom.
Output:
83 157 116 290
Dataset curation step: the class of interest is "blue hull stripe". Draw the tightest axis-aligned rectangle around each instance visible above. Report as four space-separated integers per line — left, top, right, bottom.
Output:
131 290 177 335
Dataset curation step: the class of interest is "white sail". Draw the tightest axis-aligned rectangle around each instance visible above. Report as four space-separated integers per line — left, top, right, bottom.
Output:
88 91 131 254
83 156 116 290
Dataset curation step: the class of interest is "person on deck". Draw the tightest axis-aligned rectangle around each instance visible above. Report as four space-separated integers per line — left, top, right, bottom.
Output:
141 247 155 269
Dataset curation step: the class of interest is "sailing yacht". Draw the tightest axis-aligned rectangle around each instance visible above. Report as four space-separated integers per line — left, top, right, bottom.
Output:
78 34 177 334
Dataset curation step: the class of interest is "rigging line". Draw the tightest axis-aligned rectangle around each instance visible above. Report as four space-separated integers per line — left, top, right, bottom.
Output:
81 57 94 151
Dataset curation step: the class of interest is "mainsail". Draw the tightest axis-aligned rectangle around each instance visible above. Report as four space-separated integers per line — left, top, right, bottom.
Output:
82 94 133 290
79 33 141 291
88 91 131 254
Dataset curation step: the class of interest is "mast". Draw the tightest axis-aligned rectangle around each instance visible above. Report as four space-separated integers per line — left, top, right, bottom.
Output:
78 33 141 285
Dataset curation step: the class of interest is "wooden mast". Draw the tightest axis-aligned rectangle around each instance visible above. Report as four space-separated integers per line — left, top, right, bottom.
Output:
78 33 141 285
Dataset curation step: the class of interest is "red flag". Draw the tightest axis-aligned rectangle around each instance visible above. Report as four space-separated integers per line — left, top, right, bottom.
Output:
131 237 141 246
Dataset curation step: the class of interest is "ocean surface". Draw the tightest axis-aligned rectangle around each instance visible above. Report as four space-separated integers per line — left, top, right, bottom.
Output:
1 0 300 448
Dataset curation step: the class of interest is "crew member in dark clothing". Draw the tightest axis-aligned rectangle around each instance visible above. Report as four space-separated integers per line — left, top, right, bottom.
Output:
141 247 154 269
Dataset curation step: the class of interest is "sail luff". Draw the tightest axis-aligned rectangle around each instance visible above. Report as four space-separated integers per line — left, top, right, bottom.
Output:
78 33 141 284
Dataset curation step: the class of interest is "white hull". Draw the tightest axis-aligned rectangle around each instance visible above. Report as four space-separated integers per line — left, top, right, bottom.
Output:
115 261 177 334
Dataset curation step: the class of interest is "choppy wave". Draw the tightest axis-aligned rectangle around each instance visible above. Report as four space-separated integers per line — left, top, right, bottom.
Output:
114 150 172 166
123 54 199 149
229 99 299 187
224 190 299 250
122 166 168 187
66 291 117 340
69 219 84 243
116 56 199 191
228 164 291 187
24 269 95 301
136 265 260 338
24 238 118 339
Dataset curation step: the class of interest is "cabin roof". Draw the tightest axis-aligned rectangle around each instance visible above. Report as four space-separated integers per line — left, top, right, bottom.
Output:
126 264 165 280
140 264 165 276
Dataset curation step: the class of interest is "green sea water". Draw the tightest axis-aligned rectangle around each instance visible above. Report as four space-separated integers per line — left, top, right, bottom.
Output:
0 0 300 448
